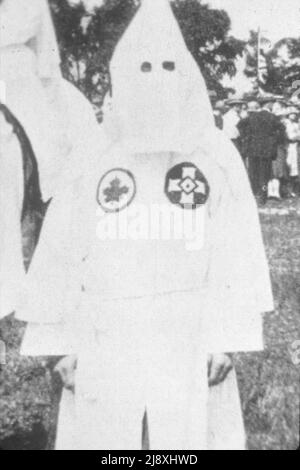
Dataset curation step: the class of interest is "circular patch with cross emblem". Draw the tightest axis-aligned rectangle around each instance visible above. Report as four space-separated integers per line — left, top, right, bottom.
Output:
165 162 210 209
97 168 136 213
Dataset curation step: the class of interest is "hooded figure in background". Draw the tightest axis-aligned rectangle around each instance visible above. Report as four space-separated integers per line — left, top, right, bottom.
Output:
17 0 273 450
0 0 78 200
0 0 100 318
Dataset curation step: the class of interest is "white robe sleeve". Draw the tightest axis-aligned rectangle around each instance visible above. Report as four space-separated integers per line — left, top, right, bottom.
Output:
17 181 87 356
16 91 107 356
204 142 274 354
20 322 78 357
16 177 85 319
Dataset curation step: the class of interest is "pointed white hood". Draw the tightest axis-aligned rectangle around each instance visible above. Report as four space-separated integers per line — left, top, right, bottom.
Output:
109 0 215 153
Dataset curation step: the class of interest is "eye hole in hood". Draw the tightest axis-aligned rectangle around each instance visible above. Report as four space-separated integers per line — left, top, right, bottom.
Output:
162 61 175 71
141 62 152 72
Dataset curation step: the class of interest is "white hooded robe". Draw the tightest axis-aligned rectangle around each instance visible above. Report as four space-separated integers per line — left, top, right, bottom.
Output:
17 0 273 450
0 0 72 200
0 0 100 318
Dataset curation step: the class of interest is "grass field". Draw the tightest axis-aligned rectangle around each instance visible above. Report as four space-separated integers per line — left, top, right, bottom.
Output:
0 200 299 450
237 199 300 450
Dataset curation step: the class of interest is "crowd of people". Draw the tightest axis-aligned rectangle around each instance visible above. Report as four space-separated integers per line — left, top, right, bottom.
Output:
214 97 300 204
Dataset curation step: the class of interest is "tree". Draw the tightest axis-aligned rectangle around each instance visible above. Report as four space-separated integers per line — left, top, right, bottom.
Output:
243 31 300 97
49 0 137 104
49 0 245 106
268 38 300 97
49 0 91 92
172 0 245 97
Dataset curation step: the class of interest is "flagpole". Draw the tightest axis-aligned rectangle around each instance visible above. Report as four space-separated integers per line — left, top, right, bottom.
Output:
257 26 261 95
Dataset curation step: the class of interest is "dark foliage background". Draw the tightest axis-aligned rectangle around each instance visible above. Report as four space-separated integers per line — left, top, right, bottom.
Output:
49 0 245 104
244 30 300 97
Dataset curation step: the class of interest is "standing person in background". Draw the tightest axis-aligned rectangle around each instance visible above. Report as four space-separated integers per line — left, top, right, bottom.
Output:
238 99 285 204
223 99 243 150
213 101 225 130
271 110 289 199
240 103 249 120
285 108 300 196
273 99 288 118
266 99 288 200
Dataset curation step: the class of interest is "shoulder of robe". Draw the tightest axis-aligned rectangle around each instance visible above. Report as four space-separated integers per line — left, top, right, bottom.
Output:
61 80 96 120
20 0 42 13
98 126 115 155
209 129 253 201
91 129 124 168
59 79 112 157
63 127 115 199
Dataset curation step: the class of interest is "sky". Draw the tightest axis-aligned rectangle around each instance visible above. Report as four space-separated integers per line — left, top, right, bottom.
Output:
209 0 300 42
80 0 300 43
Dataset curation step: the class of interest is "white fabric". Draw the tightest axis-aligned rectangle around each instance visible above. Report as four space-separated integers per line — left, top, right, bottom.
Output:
108 0 245 201
268 179 280 199
285 120 300 141
223 109 240 140
45 78 104 196
287 144 299 177
55 368 245 451
19 0 273 450
19 140 272 450
285 120 300 177
0 77 100 319
0 0 60 78
0 0 70 200
0 113 25 318
207 369 246 450
18 137 273 329
109 0 215 153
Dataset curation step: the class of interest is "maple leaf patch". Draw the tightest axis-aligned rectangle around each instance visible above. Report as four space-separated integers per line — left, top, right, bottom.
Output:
103 177 129 203
97 169 136 213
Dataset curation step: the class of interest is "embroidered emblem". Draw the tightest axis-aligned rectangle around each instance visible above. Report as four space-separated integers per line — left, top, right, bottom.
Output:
165 163 210 209
97 169 136 212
